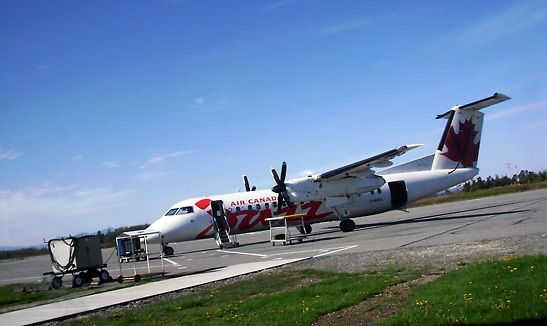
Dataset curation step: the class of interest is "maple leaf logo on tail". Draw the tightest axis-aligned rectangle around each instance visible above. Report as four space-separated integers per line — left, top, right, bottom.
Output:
441 118 481 168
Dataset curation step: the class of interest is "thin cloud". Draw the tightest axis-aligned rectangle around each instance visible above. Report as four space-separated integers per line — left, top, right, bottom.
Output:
136 150 196 180
525 119 547 130
0 145 22 160
458 0 547 45
73 155 84 161
261 0 297 12
323 17 373 36
102 161 121 168
140 150 196 169
0 184 136 246
486 101 547 121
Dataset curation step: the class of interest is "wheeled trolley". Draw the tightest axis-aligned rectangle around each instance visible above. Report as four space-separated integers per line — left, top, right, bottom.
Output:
44 235 110 289
115 230 165 283
266 214 309 246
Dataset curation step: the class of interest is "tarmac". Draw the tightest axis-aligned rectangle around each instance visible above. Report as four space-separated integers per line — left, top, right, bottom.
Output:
0 258 305 326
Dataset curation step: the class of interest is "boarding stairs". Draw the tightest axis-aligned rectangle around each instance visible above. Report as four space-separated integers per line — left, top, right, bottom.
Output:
210 200 239 249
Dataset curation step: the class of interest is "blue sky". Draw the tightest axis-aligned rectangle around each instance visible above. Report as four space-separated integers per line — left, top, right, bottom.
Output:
1 0 546 247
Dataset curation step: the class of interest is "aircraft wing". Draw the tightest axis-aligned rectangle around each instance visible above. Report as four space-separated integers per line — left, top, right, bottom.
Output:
317 144 423 180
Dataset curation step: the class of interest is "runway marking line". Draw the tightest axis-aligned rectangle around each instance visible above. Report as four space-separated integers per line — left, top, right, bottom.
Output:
216 250 268 258
163 258 180 266
313 245 358 258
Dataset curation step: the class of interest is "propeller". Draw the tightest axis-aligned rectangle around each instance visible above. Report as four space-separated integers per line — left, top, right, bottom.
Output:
270 162 293 213
242 174 256 192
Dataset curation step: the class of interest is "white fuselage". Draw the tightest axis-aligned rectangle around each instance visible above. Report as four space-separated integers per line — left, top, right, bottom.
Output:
147 168 477 245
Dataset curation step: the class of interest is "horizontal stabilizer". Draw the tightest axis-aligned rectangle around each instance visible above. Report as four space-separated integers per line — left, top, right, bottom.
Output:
436 93 511 119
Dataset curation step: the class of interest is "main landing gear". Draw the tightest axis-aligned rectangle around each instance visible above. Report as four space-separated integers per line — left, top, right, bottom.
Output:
339 219 355 232
163 246 174 256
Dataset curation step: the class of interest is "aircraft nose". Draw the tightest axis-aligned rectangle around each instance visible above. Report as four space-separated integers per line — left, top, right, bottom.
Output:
144 229 161 244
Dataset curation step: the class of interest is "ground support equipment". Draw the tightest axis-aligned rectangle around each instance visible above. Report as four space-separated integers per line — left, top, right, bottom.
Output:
266 214 309 246
43 235 110 289
115 230 165 283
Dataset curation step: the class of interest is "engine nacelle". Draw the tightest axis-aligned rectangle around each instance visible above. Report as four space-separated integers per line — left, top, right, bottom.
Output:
287 175 385 202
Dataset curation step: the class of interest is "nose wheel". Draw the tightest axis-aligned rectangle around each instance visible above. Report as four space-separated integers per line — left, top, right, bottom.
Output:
163 246 174 256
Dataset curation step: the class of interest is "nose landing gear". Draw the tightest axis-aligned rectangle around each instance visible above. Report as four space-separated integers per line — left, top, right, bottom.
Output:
163 246 174 256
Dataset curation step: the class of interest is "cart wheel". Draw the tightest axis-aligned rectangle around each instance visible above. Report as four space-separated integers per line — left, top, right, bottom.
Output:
99 270 110 282
134 274 142 282
72 274 84 288
51 276 62 289
117 275 124 283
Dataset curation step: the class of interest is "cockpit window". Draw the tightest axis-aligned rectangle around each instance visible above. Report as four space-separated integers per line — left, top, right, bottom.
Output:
165 208 178 216
176 206 194 215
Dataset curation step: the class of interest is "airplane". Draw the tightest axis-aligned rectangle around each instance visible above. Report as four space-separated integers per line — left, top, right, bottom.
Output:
145 93 510 255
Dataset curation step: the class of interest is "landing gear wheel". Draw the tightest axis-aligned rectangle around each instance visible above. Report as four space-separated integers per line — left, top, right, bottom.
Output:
340 219 355 232
51 276 62 289
99 270 110 282
163 246 174 256
72 274 84 288
297 224 312 234
134 274 141 283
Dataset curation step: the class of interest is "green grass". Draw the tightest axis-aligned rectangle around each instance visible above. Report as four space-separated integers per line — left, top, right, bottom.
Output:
58 268 408 326
0 282 87 308
375 255 547 325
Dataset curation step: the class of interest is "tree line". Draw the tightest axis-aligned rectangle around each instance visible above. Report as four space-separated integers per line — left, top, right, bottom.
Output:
461 170 547 193
0 224 149 261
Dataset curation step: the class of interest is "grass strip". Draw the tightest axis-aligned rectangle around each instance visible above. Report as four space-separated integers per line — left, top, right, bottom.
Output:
375 255 547 325
57 268 405 325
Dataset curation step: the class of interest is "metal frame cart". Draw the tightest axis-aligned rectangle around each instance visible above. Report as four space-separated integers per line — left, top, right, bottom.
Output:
115 230 165 283
44 235 110 289
266 214 308 246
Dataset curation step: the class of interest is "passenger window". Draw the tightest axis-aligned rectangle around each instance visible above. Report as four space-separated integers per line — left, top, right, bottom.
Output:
236 207 241 212
256 204 261 210
378 188 382 194
370 191 374 195
176 206 194 215
273 202 278 208
248 205 252 211
265 203 270 209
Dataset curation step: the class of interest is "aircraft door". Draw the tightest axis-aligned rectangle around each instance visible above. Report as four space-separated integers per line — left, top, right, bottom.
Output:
388 181 408 209
210 200 228 231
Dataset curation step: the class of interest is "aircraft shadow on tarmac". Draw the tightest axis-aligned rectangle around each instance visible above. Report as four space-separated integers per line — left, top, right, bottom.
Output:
316 199 534 238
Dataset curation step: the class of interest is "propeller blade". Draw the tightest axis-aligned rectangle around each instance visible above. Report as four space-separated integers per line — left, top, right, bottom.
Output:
270 167 281 186
282 192 293 208
243 174 251 192
276 196 283 214
271 162 293 214
280 161 287 183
